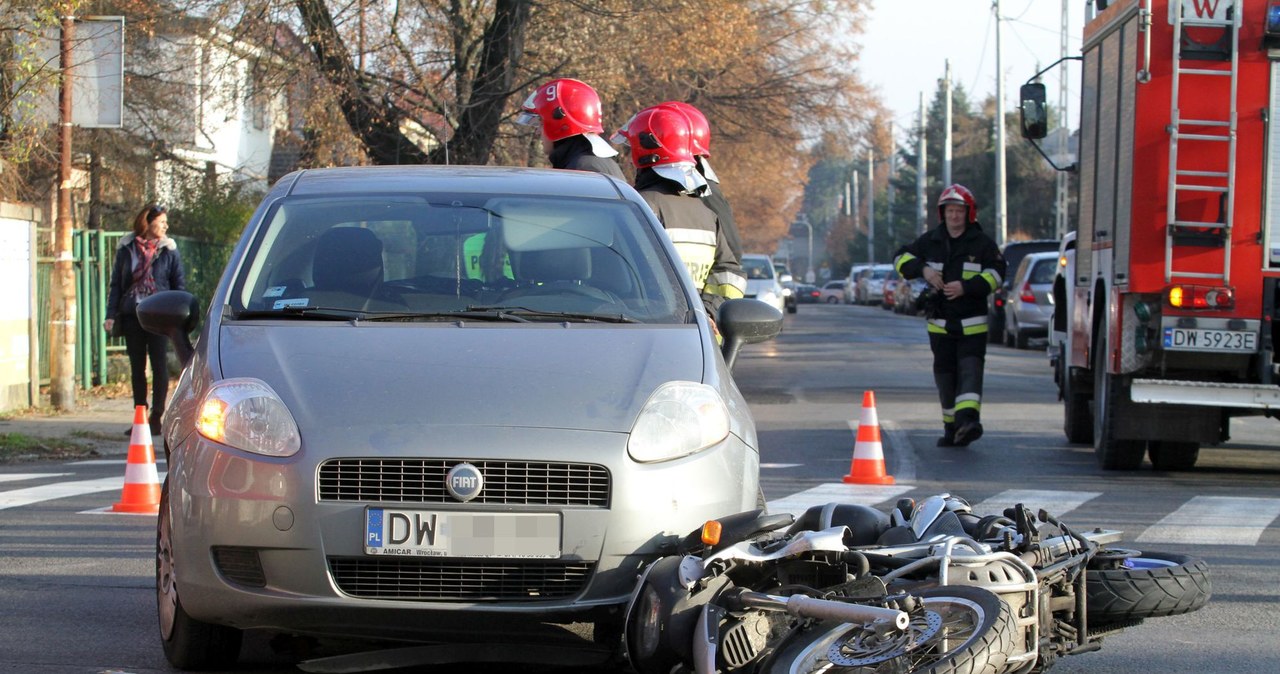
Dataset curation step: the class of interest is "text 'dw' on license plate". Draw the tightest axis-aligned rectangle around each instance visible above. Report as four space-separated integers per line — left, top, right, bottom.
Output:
364 508 561 558
1162 327 1257 353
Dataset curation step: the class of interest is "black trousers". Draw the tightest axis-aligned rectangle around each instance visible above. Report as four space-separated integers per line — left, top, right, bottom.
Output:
928 331 987 431
119 313 170 426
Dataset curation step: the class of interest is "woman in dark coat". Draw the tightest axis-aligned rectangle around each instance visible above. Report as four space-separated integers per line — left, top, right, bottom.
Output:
104 204 186 435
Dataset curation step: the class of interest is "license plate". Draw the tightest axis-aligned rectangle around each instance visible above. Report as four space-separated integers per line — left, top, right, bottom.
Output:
1162 327 1257 353
364 508 560 558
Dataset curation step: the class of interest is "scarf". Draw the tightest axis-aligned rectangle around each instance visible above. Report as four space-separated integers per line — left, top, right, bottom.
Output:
130 237 159 299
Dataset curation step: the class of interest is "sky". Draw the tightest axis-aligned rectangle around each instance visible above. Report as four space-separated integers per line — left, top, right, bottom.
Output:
858 0 1087 139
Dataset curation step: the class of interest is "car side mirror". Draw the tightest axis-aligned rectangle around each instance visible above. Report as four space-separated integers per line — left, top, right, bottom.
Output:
1019 83 1048 140
719 298 784 370
136 290 201 367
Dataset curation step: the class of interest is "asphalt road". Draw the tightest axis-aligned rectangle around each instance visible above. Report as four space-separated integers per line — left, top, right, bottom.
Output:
1 302 1277 673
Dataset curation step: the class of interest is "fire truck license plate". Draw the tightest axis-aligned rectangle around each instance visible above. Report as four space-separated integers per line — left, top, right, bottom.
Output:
1162 327 1256 353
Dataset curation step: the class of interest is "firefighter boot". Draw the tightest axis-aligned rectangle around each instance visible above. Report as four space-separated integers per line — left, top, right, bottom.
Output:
937 422 958 447
953 415 983 447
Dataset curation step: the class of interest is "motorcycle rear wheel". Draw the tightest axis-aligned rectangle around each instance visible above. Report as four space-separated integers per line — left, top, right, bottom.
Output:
762 585 1017 674
1087 550 1211 623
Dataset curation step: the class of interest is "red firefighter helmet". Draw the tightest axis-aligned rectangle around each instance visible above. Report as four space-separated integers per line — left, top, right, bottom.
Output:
517 78 605 142
937 184 978 224
658 101 711 156
619 106 696 168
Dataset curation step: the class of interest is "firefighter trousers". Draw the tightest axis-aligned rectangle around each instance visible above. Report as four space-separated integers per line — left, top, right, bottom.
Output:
929 331 987 433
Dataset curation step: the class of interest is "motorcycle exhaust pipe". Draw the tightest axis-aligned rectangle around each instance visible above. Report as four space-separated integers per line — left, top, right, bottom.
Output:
732 590 910 631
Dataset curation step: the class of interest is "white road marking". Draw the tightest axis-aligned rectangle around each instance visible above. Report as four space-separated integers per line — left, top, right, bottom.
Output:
1136 496 1280 546
970 489 1102 520
68 459 165 466
767 483 914 517
760 463 802 469
0 473 70 483
0 477 126 510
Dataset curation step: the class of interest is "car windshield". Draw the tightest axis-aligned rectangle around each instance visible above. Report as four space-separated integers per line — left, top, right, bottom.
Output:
743 257 775 280
229 194 690 323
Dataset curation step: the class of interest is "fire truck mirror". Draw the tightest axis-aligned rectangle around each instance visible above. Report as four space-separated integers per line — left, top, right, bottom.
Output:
1019 83 1048 140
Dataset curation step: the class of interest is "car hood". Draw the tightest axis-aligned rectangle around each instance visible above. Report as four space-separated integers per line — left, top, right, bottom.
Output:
215 324 706 433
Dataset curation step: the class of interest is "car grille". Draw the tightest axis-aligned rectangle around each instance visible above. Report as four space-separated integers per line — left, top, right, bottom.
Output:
328 557 594 601
317 458 610 507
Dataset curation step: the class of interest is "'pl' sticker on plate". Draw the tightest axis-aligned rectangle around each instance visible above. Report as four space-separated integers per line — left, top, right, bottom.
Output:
264 285 287 298
272 298 309 309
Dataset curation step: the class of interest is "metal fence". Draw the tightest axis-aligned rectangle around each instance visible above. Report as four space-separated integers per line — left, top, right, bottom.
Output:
35 229 232 388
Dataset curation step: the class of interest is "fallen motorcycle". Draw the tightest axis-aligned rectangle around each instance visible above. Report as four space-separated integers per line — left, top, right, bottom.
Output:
623 493 1210 673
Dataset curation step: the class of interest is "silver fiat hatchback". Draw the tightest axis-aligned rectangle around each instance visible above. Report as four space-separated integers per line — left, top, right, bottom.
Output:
144 165 780 669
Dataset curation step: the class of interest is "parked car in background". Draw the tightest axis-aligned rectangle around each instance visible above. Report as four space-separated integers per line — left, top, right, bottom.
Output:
845 264 872 303
140 165 783 670
1005 250 1060 349
853 264 897 305
881 277 899 311
818 280 848 304
742 253 787 315
894 277 930 315
988 239 1058 344
774 262 797 314
794 283 822 304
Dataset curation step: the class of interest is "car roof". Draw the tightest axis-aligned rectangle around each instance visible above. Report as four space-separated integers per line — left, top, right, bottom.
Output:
278 165 630 200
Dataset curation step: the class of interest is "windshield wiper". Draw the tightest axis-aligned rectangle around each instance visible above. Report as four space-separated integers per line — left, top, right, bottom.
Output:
464 306 640 323
233 306 369 321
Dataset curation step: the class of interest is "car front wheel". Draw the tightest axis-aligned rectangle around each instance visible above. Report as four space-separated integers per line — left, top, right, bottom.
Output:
158 479 243 670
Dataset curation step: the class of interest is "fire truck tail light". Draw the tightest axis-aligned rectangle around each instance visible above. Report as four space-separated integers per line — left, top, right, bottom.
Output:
1166 285 1234 309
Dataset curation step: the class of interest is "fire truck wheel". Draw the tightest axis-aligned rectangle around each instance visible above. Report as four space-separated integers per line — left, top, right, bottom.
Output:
1092 338 1145 470
1148 441 1200 471
1061 351 1093 444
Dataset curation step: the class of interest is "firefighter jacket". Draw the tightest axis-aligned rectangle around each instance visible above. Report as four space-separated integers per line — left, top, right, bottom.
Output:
635 168 746 316
549 135 625 179
893 222 1005 336
702 180 744 260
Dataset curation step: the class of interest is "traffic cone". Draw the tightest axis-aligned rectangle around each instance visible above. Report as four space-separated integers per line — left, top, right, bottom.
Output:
113 405 161 514
842 391 895 485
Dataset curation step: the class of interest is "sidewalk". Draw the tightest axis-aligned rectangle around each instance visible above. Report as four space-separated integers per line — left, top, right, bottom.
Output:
0 391 139 458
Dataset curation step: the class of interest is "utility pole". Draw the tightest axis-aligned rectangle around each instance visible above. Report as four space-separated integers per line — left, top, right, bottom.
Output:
944 59 953 188
51 6 77 410
917 92 928 233
994 0 1009 247
886 121 896 248
1056 0 1070 239
866 150 875 263
852 170 860 250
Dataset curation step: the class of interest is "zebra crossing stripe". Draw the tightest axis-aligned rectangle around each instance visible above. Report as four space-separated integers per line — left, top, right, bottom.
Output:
0 473 70 484
0 477 124 510
970 490 1101 520
1136 496 1280 546
767 483 914 517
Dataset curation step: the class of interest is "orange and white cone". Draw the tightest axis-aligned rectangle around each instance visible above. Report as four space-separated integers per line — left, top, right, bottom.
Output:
842 391 895 485
112 405 161 514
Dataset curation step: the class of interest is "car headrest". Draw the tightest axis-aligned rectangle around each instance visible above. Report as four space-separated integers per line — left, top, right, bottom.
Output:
313 228 384 293
514 248 591 283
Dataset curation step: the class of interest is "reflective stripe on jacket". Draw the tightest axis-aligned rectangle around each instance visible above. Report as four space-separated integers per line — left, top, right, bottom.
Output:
893 222 1005 335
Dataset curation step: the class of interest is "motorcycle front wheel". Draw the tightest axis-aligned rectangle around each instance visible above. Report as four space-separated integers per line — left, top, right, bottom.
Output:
762 585 1017 674
1087 550 1211 623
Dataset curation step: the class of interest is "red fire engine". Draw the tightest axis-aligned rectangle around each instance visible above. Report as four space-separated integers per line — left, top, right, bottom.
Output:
1022 0 1280 470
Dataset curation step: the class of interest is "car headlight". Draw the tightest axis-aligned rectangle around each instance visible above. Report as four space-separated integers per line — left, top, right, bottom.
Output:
198 378 301 457
628 382 730 463
758 289 779 303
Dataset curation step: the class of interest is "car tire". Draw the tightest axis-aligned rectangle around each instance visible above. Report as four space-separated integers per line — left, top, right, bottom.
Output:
826 296 838 304
158 479 243 670
787 303 797 314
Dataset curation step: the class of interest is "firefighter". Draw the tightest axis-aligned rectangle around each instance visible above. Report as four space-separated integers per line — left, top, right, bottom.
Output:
615 105 745 324
656 101 745 262
516 78 625 179
893 184 1006 447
